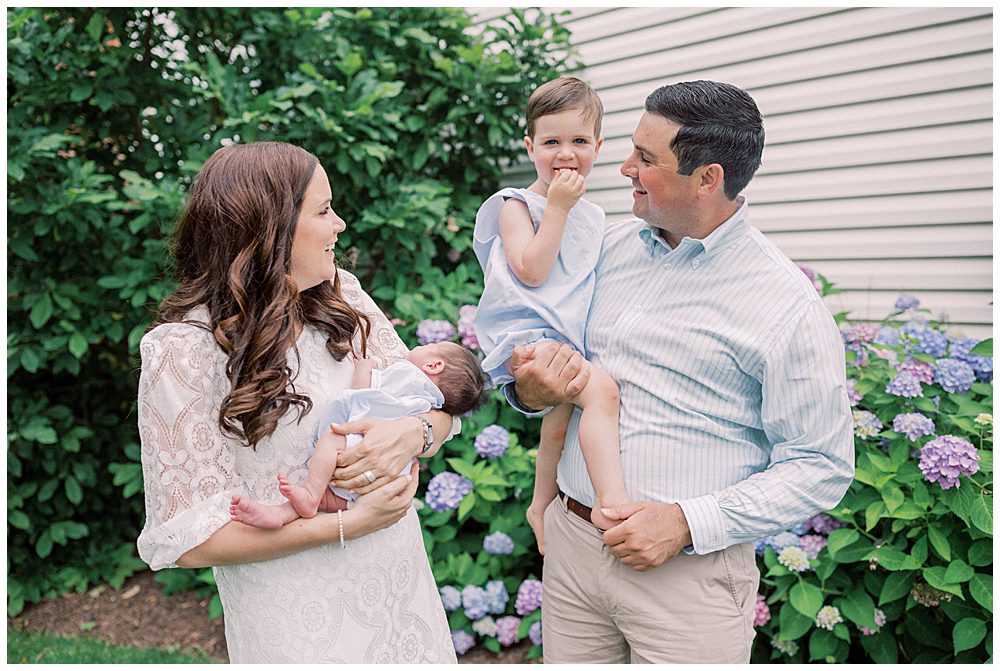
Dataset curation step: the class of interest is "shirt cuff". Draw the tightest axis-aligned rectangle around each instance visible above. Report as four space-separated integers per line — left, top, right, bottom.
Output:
502 382 552 418
676 494 728 555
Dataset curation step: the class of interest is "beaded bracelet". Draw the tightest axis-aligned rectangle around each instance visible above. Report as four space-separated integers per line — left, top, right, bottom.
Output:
337 509 345 549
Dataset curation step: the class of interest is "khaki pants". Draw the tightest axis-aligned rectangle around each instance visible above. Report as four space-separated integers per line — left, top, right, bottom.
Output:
541 494 759 664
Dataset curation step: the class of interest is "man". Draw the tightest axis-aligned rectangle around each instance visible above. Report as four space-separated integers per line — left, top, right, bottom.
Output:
507 80 854 663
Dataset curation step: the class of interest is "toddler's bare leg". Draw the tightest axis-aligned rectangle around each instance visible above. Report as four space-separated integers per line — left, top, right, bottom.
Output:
281 426 346 519
527 403 573 555
229 495 300 529
570 363 626 530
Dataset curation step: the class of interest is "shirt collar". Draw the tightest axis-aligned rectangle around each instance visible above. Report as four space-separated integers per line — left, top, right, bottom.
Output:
637 196 750 257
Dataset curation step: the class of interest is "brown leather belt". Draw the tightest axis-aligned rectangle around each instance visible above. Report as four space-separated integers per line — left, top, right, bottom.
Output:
558 489 594 525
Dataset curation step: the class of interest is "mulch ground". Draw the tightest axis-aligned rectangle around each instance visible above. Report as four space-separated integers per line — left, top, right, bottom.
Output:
8 570 531 664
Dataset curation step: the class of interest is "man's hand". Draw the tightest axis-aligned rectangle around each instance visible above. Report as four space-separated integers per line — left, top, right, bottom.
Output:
600 501 693 572
510 341 590 410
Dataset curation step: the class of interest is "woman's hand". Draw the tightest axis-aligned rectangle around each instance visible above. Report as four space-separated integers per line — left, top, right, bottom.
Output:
345 461 420 537
330 417 423 494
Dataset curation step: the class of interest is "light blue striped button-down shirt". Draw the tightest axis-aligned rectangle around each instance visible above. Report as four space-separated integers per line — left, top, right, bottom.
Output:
546 197 854 554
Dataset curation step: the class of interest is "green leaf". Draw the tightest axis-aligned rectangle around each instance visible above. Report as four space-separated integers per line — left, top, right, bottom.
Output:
68 333 88 359
789 581 824 619
922 566 965 599
483 637 501 653
85 12 104 41
808 628 838 662
36 531 53 558
70 84 94 102
839 587 877 629
927 525 951 561
64 477 83 505
8 510 31 530
875 545 921 571
968 540 992 566
953 618 987 654
879 571 914 605
825 528 859 559
861 630 899 664
778 601 813 640
969 573 992 613
457 492 476 521
29 294 54 329
881 484 905 513
865 501 887 531
944 559 974 584
970 491 992 535
969 338 992 356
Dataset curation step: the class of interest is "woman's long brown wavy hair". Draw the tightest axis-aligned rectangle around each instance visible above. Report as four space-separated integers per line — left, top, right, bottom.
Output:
154 142 370 447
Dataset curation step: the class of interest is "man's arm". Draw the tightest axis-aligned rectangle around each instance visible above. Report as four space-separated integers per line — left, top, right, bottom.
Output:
505 341 591 414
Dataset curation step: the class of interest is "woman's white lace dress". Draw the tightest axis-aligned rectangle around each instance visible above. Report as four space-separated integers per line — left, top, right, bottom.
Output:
136 271 456 663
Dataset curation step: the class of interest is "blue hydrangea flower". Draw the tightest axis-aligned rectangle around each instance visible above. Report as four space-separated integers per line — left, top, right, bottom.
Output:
895 293 920 311
885 370 923 398
874 326 901 347
933 358 976 393
950 337 993 382
892 412 935 442
853 410 883 439
899 321 948 358
919 435 980 489
475 424 510 458
426 471 473 512
528 621 543 646
495 615 521 647
439 585 461 612
483 531 514 555
416 319 456 345
462 584 490 620
790 521 809 536
471 616 497 638
451 629 476 655
515 579 543 616
485 579 509 615
898 358 934 384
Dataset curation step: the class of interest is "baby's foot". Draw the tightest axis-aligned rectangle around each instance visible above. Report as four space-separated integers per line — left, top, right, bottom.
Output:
278 474 319 519
590 499 625 532
230 494 286 529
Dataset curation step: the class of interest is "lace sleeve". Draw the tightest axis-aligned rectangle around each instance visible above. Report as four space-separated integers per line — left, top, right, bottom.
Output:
136 322 241 570
338 269 410 367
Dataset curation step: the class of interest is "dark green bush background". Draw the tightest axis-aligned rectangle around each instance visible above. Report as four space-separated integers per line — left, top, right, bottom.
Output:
7 6 574 615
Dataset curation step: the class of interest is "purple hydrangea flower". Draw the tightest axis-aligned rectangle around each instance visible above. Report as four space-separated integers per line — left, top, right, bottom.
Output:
483 531 514 555
885 370 923 398
898 358 935 384
754 593 771 627
790 521 809 536
933 358 976 393
919 435 980 489
895 293 920 311
472 616 497 638
528 620 543 646
807 514 847 535
485 579 509 615
799 534 829 559
860 608 887 636
426 471 473 512
950 338 993 382
844 322 880 344
462 585 490 620
495 615 521 647
845 379 862 407
515 579 543 616
416 319 456 345
475 424 510 458
900 321 948 358
853 410 883 438
816 605 844 630
440 585 461 612
457 305 480 350
892 412 935 442
451 629 476 655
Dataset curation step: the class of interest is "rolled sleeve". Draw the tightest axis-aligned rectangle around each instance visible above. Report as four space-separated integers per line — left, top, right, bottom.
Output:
502 382 553 417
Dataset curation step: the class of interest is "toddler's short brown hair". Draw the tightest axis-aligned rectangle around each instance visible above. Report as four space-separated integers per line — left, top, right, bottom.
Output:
526 76 604 139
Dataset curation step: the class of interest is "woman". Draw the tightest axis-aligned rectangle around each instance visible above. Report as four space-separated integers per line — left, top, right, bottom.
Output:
136 142 457 663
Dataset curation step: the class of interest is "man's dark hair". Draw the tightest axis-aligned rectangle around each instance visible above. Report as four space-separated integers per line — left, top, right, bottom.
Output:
435 343 489 416
645 81 764 200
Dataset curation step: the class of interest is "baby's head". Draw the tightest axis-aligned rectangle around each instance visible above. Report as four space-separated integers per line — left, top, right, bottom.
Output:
406 342 487 416
525 76 604 182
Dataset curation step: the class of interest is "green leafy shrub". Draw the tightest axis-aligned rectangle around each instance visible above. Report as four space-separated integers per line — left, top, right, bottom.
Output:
7 6 575 617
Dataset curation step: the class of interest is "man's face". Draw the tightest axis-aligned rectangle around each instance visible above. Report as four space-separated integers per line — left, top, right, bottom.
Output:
619 112 699 234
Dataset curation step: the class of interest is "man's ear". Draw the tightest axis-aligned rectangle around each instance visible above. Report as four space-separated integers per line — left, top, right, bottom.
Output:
422 358 446 376
696 163 725 199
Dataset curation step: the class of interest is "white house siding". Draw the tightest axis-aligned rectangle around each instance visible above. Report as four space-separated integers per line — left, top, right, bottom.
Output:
472 7 993 337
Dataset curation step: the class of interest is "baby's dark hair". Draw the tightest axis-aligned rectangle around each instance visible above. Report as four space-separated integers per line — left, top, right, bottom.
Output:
435 343 488 416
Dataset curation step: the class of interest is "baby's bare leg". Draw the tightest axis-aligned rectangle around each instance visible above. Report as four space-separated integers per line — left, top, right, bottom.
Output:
281 426 347 519
527 403 573 555
570 363 626 530
229 495 300 529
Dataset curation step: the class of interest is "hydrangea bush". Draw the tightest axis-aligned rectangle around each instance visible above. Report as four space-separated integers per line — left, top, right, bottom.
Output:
749 274 993 663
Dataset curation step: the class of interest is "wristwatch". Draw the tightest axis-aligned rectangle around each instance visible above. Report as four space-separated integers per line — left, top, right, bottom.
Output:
417 416 434 454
